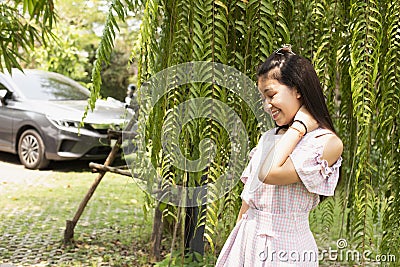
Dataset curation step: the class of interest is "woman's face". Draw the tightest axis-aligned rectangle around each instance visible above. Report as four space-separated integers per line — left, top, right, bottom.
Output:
258 77 302 126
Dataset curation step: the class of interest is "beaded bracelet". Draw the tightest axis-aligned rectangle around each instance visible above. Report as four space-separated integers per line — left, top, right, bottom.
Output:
293 120 308 136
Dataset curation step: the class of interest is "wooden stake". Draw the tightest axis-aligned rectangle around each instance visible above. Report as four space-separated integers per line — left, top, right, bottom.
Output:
63 135 122 244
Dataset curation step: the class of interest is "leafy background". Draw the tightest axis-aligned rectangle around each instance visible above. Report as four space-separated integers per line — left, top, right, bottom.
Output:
123 0 399 265
2 0 399 266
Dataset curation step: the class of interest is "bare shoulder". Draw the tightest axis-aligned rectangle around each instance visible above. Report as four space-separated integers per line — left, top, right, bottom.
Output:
317 133 343 166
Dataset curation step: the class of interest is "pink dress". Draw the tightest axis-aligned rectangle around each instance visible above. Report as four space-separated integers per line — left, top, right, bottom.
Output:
216 127 342 267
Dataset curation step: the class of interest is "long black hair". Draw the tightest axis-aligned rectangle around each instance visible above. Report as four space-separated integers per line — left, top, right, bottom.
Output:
257 46 341 201
257 46 336 134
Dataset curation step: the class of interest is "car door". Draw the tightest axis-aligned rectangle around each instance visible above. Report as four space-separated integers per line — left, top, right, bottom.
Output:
0 81 16 153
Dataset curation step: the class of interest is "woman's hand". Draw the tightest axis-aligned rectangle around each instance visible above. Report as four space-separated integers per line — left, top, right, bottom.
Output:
236 200 249 224
293 105 319 133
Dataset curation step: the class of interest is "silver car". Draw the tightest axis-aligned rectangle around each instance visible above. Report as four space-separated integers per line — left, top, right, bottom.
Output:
0 69 133 169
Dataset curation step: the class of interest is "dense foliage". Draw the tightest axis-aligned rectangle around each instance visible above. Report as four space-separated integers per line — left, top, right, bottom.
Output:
2 0 399 266
0 0 56 72
1 0 138 102
121 1 398 265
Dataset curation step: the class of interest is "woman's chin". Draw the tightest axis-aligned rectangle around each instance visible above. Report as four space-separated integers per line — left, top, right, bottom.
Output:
275 116 295 126
275 120 289 127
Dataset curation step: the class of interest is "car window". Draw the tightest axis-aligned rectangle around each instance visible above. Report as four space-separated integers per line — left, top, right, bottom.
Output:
0 82 7 91
11 72 89 101
0 82 11 99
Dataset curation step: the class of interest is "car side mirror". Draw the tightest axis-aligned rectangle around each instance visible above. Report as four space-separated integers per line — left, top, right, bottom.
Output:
0 89 12 105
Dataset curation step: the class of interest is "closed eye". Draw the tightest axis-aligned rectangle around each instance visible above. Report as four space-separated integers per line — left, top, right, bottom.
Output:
266 93 275 99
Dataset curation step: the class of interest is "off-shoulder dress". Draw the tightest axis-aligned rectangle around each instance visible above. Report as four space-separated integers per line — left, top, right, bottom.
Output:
216 127 342 267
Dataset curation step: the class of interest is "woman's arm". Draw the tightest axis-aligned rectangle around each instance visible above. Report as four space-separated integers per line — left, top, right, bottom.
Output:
258 106 320 185
259 134 343 185
236 200 249 223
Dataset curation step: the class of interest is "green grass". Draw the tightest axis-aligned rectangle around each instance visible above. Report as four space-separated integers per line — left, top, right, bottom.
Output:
0 169 153 266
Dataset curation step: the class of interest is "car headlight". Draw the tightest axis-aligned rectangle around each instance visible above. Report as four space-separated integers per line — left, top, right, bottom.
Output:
48 117 81 128
47 116 126 133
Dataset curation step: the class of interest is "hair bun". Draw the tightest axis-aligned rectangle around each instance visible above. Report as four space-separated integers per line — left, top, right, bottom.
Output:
274 44 295 55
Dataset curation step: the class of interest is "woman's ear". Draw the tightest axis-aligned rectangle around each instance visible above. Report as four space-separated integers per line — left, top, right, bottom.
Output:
296 89 302 99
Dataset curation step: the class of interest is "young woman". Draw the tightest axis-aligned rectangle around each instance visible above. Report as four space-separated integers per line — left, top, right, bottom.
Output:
216 46 343 266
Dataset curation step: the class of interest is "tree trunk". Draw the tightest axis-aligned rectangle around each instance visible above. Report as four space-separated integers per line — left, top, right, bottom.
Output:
150 201 164 261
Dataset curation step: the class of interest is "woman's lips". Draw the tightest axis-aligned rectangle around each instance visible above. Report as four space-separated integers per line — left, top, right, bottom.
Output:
271 109 280 120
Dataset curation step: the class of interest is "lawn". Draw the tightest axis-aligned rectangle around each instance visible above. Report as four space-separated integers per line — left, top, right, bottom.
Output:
0 164 153 266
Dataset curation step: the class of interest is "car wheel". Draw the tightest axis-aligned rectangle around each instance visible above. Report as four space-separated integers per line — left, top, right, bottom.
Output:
18 129 50 169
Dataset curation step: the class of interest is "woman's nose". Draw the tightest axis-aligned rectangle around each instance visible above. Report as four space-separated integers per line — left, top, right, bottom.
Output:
264 99 272 108
263 100 272 112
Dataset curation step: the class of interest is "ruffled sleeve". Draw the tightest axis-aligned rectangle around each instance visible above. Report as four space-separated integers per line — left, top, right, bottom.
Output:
289 143 342 196
240 146 257 184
